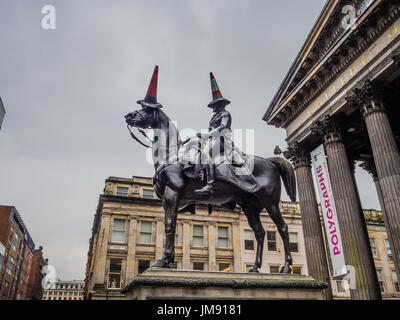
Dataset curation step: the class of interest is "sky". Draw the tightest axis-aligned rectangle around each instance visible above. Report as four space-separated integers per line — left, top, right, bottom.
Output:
0 0 381 280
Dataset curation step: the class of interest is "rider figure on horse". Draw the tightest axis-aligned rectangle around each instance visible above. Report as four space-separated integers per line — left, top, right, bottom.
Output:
194 72 233 195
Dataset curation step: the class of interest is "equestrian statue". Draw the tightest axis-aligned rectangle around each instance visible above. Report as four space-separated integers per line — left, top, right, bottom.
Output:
125 66 297 273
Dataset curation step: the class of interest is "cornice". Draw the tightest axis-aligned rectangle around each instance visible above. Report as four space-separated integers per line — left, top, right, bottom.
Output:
266 0 396 127
286 36 400 144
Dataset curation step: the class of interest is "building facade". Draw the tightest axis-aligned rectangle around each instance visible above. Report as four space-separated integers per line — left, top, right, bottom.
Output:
264 0 400 299
0 206 35 300
26 246 48 300
42 280 84 300
84 176 399 300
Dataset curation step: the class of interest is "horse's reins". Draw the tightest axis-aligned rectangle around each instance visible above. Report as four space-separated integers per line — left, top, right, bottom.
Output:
127 124 153 148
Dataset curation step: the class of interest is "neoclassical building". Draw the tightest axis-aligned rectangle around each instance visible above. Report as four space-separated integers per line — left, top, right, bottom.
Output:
264 0 400 300
83 176 399 300
42 280 84 300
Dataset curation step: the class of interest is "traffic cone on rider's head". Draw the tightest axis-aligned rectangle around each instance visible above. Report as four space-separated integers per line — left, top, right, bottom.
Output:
208 72 231 108
137 65 163 108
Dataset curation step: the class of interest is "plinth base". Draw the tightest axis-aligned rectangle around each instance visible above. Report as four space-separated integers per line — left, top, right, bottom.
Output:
121 268 328 300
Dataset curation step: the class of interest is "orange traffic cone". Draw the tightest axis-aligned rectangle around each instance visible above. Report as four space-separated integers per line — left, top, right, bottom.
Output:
208 72 230 108
137 65 163 108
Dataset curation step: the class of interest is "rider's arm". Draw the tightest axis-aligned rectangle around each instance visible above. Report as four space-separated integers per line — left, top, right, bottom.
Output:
199 112 231 139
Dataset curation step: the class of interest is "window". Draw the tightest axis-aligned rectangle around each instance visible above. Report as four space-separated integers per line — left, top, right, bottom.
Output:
193 225 204 247
116 186 129 197
175 229 179 246
245 264 253 272
108 259 122 289
270 265 280 273
138 260 150 274
142 189 154 199
219 263 230 272
218 227 229 248
369 238 377 257
193 262 204 271
112 219 126 243
7 257 14 276
267 231 277 251
139 221 152 244
292 266 302 275
289 233 298 252
336 280 346 293
376 269 385 292
0 254 4 272
244 230 254 251
12 234 19 251
1 281 9 300
391 270 399 293
385 239 392 258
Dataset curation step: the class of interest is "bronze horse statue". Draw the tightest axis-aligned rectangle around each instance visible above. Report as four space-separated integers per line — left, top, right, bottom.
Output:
125 105 297 273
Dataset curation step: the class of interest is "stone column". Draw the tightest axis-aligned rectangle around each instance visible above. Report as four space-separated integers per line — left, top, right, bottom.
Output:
232 221 242 272
182 221 191 270
349 80 400 284
284 143 333 300
312 116 381 300
361 158 400 285
93 214 111 287
125 217 138 283
155 218 164 259
207 222 217 271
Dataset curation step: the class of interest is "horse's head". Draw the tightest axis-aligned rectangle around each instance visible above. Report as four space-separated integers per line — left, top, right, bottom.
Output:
125 106 159 129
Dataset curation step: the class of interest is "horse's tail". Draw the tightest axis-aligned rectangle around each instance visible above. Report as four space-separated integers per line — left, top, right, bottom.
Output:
269 157 297 202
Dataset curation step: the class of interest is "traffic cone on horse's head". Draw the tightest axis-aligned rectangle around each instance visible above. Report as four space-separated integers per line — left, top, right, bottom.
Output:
208 72 230 108
137 65 163 108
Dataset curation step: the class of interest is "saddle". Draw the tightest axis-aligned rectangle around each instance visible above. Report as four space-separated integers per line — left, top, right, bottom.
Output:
178 138 259 193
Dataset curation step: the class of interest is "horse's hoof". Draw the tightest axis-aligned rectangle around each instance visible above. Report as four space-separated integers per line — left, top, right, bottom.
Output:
151 259 169 269
279 265 292 274
248 267 259 273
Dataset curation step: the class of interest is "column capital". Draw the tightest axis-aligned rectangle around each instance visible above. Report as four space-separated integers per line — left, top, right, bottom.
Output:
311 115 342 146
346 80 386 118
283 142 311 169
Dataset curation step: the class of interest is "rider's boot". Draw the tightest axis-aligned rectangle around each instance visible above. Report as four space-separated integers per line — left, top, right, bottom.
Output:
195 164 215 195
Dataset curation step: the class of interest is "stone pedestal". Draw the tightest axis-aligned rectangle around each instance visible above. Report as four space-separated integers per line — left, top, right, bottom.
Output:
121 268 328 300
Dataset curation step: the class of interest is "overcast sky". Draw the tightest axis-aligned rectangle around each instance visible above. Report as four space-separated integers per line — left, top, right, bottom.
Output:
0 0 381 280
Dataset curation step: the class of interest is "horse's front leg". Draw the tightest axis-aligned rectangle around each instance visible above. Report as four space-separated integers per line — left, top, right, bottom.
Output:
151 186 180 268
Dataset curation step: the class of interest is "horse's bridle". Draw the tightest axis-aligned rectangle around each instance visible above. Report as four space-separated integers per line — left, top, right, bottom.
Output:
126 108 158 148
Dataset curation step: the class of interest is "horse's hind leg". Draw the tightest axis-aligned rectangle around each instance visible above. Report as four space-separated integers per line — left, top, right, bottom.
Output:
151 186 180 268
241 200 264 273
264 202 292 274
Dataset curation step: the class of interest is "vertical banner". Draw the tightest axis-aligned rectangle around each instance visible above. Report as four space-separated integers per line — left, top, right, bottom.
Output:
311 145 347 277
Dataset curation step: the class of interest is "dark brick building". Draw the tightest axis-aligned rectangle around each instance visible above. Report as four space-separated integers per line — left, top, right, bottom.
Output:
0 205 45 300
26 246 48 300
